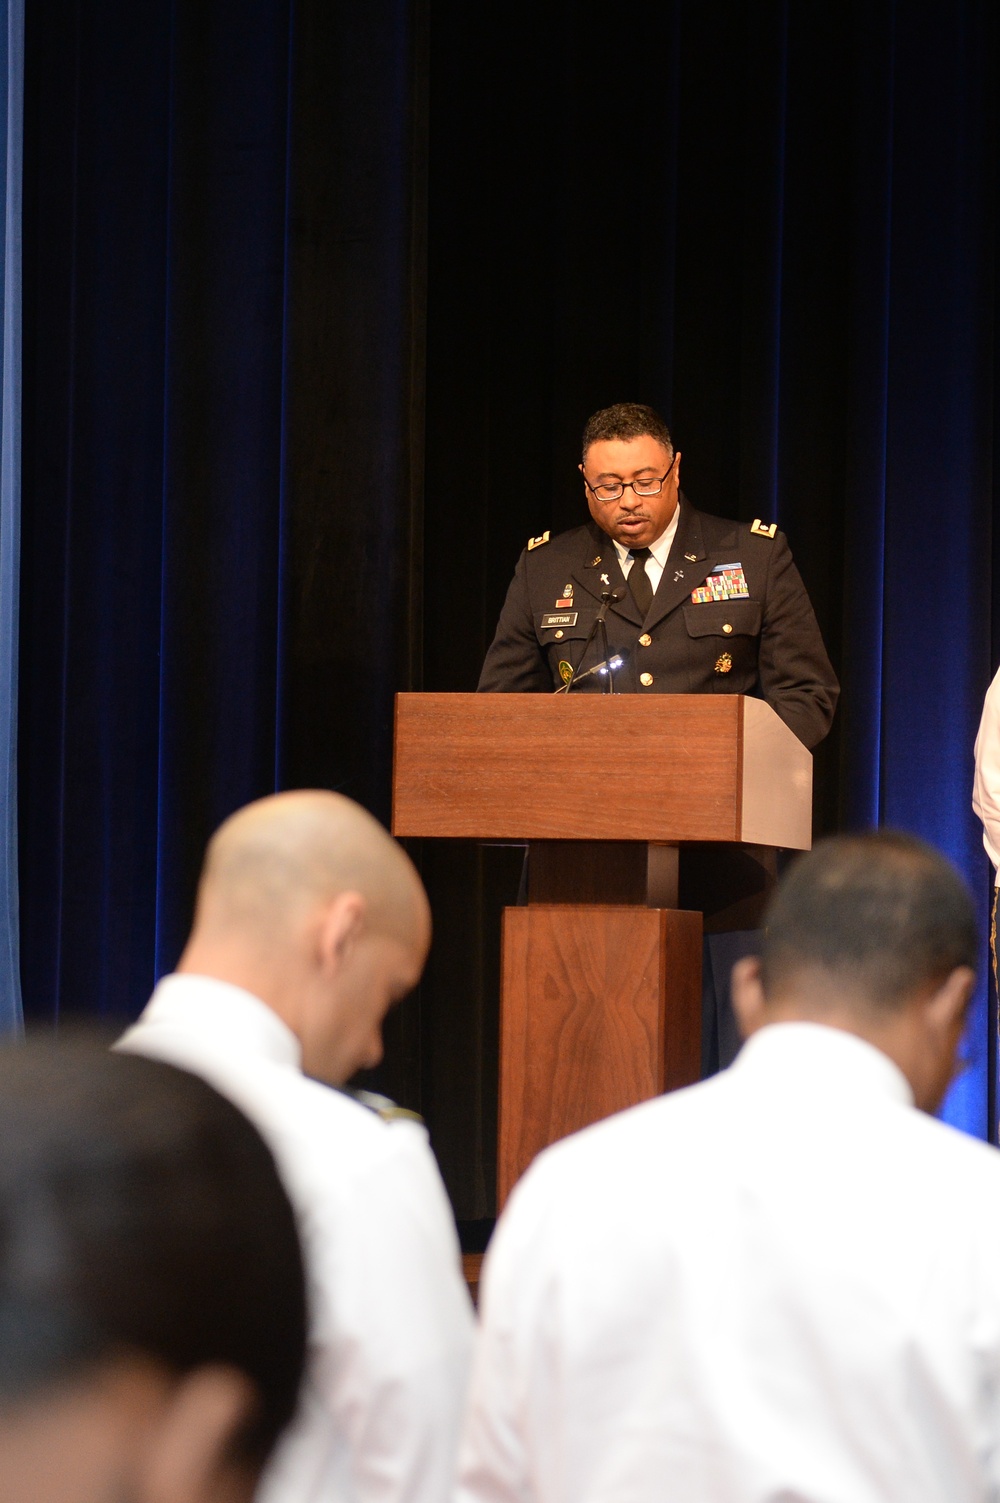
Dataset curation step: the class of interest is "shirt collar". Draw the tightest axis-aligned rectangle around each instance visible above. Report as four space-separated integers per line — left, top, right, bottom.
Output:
611 501 681 570
141 972 303 1070
731 1020 915 1108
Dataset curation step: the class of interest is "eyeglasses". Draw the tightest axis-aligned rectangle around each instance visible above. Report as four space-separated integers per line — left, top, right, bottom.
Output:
582 453 678 504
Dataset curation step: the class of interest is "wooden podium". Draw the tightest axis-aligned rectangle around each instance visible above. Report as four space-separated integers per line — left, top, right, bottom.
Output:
392 692 812 1204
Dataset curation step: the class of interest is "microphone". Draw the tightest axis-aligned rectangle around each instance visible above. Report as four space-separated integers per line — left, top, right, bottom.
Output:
561 588 625 695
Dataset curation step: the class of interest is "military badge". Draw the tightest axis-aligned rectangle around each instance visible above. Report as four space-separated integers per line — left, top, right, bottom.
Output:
558 659 574 684
690 563 750 605
714 653 733 674
528 530 551 551
750 518 777 538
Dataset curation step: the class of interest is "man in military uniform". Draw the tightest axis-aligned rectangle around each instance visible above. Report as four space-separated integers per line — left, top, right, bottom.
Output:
478 402 838 751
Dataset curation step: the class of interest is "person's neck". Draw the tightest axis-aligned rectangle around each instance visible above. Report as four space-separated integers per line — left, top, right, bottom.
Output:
176 939 304 1039
753 994 936 1111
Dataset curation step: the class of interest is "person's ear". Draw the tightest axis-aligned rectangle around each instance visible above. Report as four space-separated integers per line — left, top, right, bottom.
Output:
730 954 767 1040
673 451 681 486
140 1365 259 1503
316 891 366 978
925 965 975 1046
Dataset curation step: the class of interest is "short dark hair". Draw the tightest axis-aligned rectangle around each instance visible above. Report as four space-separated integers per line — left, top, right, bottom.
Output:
0 1037 307 1470
581 403 673 461
760 831 979 1009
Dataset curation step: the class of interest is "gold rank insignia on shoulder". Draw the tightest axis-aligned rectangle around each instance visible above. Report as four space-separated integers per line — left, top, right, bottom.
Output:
351 1089 424 1125
527 530 551 551
750 518 777 538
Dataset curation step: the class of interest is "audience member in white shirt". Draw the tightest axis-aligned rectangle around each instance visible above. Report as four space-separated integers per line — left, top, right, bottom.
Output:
119 790 473 1503
457 830 1000 1503
973 664 1000 987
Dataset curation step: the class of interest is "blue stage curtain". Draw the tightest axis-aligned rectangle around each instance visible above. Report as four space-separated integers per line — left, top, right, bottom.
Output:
20 0 425 1022
0 0 21 1034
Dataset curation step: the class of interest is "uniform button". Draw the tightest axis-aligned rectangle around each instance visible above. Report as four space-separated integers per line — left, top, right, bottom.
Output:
638 633 652 647
640 672 654 687
554 629 564 639
723 623 733 635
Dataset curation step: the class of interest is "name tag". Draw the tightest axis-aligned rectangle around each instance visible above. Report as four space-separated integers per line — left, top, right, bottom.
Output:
541 612 578 629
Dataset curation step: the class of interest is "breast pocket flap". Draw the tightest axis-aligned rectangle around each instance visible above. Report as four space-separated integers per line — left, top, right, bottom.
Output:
682 600 762 639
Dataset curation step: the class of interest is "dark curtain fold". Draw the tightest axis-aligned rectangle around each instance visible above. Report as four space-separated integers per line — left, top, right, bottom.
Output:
20 0 1000 1220
21 0 425 1011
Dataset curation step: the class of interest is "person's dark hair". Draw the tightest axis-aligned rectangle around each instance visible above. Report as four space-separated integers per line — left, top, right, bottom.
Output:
0 1037 307 1471
581 403 673 461
760 831 979 1009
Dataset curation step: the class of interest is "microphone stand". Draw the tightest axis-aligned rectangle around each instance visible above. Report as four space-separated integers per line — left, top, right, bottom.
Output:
562 589 621 694
597 611 615 694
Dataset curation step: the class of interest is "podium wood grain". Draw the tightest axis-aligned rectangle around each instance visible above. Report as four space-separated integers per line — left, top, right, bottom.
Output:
393 691 812 848
498 904 702 1205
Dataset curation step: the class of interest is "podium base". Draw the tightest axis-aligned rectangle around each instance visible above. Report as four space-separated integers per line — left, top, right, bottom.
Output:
498 903 702 1206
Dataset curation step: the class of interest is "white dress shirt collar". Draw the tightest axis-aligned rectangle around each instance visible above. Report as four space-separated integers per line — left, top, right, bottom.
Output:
733 1019 915 1108
611 501 681 574
143 972 303 1071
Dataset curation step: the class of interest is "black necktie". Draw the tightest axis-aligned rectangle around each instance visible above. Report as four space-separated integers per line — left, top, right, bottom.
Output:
627 547 654 617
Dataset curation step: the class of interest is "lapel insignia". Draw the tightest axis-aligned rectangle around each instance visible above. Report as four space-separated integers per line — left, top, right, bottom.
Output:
750 518 777 539
588 555 602 567
600 572 610 586
714 652 733 674
528 530 551 550
684 552 697 562
673 569 684 581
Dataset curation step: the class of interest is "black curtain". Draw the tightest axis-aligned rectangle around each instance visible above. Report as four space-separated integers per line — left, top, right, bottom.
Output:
20 0 1000 1221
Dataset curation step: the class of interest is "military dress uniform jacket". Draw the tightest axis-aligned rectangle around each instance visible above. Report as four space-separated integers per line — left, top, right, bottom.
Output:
477 498 839 750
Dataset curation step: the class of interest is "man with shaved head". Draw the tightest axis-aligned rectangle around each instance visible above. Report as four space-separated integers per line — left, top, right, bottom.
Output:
118 790 473 1503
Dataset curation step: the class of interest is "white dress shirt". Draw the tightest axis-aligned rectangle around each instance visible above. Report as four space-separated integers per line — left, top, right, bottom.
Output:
456 1023 1000 1503
611 502 680 595
973 665 1000 884
118 975 473 1503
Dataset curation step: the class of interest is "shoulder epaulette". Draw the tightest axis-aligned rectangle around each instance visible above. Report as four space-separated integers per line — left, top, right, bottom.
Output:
750 518 777 539
527 530 551 551
349 1088 424 1126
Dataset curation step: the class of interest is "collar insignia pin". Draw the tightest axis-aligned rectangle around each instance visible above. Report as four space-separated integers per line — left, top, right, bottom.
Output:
685 552 697 562
600 573 610 586
673 569 685 581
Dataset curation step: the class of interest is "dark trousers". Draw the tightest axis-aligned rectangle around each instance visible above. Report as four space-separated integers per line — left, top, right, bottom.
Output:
702 929 761 1076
